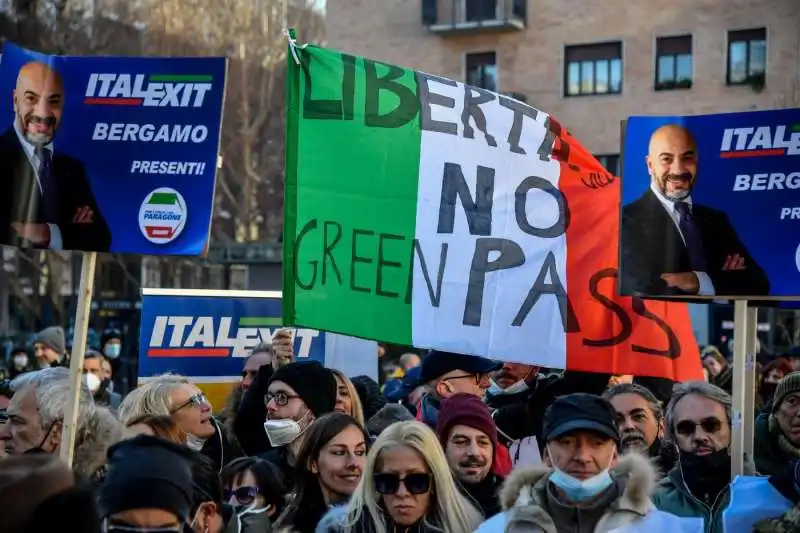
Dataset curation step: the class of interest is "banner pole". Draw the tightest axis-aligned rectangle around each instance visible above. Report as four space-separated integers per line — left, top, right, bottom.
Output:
743 305 758 462
59 251 97 467
730 299 748 479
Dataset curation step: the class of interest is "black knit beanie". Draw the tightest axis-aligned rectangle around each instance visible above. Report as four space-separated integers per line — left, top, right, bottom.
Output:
269 360 336 417
351 375 386 421
99 435 194 521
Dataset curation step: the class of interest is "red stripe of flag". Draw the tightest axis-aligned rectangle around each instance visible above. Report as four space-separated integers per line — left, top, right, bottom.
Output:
145 226 176 238
719 148 785 158
84 97 143 105
148 348 229 357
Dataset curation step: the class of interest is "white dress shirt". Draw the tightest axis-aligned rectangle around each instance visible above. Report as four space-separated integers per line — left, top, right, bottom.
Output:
649 182 714 296
12 120 63 250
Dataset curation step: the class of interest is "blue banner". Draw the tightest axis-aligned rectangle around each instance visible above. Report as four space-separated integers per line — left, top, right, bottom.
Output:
0 43 225 255
620 108 800 299
139 291 325 380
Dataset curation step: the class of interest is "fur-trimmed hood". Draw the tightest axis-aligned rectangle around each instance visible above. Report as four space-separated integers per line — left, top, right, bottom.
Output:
500 453 657 513
73 406 127 480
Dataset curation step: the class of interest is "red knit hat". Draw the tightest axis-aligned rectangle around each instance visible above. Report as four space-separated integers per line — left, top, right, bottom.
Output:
435 393 498 451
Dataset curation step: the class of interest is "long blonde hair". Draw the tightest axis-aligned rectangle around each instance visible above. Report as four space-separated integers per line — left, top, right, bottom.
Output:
331 369 365 426
345 420 482 533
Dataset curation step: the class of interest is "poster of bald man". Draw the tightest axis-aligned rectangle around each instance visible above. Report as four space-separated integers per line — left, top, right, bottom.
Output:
620 109 800 299
0 43 226 255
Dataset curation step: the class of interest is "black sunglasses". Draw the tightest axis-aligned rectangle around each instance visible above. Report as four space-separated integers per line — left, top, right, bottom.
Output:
224 486 260 505
675 417 723 437
374 472 431 495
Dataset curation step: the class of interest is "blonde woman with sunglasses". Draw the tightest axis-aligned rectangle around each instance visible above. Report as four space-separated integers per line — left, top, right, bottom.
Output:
118 373 237 472
316 420 482 533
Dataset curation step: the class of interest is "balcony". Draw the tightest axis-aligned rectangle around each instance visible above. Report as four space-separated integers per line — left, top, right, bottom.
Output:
422 0 526 36
206 242 283 264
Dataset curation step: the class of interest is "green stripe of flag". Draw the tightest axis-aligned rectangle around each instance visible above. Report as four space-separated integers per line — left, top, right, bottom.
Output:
148 192 178 205
150 74 213 82
239 317 282 327
792 123 800 132
283 43 420 344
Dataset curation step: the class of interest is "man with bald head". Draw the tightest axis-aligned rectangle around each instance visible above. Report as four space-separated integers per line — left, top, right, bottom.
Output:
620 123 769 297
0 60 111 251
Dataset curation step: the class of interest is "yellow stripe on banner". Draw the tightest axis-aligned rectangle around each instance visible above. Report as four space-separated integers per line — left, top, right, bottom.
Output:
196 381 239 413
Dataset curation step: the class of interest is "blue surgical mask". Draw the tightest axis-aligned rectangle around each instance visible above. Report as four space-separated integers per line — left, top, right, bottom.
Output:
105 343 121 359
547 447 615 502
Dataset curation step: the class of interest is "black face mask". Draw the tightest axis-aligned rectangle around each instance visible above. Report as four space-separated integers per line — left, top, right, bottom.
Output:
679 448 731 502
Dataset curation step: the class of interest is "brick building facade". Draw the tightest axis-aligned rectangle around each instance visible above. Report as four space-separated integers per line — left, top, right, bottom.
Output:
326 0 800 175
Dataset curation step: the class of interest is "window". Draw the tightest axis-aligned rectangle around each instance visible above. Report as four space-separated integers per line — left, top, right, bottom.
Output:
466 52 497 92
565 42 623 96
466 0 497 22
595 154 620 176
655 35 692 90
727 28 766 86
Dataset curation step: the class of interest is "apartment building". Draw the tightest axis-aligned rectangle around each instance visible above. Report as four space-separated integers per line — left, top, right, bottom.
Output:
326 0 800 176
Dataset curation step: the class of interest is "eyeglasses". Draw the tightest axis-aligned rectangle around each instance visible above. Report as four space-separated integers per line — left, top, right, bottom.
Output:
225 485 260 505
441 373 488 386
171 392 208 413
373 472 432 495
675 417 723 437
265 391 300 407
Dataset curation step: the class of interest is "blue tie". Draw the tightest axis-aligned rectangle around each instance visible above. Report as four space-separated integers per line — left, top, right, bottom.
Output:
37 147 59 223
674 201 707 272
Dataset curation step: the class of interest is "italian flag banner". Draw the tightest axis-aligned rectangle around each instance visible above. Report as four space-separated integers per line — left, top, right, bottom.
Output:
283 36 703 381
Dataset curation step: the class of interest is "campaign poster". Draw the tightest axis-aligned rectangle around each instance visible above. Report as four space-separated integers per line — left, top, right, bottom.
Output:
619 108 800 300
138 289 326 409
0 42 226 255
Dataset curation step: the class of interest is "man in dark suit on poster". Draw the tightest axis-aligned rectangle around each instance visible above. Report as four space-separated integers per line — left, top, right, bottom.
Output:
620 124 770 297
0 61 111 251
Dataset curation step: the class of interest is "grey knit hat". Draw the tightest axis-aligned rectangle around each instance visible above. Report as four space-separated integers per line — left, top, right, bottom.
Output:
34 327 66 356
772 371 800 411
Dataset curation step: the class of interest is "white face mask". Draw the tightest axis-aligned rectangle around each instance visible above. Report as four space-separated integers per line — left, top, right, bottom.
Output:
186 433 207 452
12 355 28 370
488 378 530 397
83 372 102 394
264 418 302 447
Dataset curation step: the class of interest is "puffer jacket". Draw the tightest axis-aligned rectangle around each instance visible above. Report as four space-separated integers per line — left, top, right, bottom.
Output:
475 453 700 533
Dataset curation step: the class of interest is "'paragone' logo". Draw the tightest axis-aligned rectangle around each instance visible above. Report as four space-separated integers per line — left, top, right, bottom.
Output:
139 188 187 244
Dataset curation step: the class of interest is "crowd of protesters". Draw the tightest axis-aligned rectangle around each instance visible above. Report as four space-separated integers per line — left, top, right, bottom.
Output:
2 325 800 532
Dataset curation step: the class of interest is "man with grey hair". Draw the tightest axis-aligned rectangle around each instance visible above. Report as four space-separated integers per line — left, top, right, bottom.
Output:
602 383 674 474
0 367 125 482
652 381 739 532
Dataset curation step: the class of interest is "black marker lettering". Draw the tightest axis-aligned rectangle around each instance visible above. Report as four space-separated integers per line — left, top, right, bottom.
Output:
364 59 418 128
498 95 537 154
437 162 495 236
583 268 632 346
417 72 458 135
514 176 570 238
512 251 578 331
350 229 374 293
376 233 404 298
294 218 319 290
464 238 525 326
322 221 343 285
461 85 497 147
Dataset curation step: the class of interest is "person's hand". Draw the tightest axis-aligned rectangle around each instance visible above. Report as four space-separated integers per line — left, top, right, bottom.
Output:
11 223 50 246
271 329 295 368
660 272 699 293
